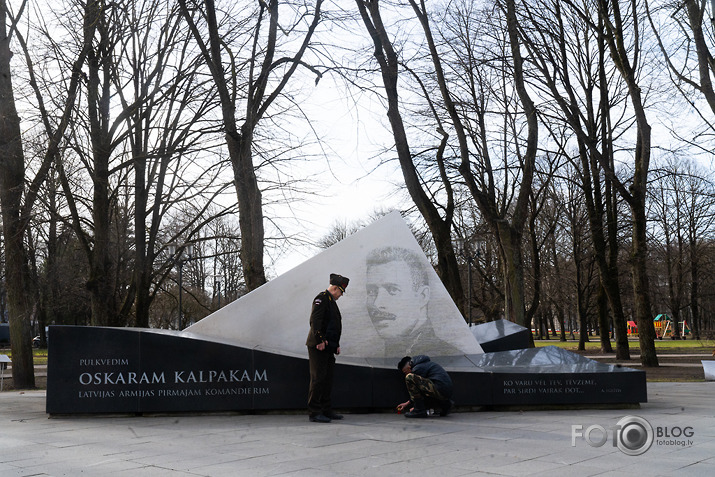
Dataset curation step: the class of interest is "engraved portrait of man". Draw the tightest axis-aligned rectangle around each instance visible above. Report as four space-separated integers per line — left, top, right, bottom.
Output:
365 246 462 357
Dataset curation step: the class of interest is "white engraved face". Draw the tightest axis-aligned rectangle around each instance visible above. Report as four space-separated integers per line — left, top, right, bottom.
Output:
366 254 430 340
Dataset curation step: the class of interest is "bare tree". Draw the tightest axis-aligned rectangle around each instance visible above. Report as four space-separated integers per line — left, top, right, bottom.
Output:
683 166 715 339
649 157 715 340
515 0 657 364
545 210 569 341
562 165 600 350
353 0 466 315
452 202 503 324
443 0 538 331
515 0 632 357
178 0 325 292
17 0 236 329
591 0 659 365
1 0 106 385
316 219 366 249
0 0 35 387
646 0 715 340
647 0 715 118
354 0 546 333
525 159 561 337
111 0 231 327
650 160 688 339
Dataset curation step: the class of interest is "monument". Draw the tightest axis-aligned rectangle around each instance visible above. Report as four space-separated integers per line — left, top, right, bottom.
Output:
46 212 646 414
471 319 533 352
184 211 483 359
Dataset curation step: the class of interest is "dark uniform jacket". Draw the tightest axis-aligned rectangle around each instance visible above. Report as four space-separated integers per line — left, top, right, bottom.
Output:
411 354 453 398
305 290 342 353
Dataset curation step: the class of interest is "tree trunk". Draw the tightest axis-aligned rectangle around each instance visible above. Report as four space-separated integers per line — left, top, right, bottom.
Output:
548 313 557 339
133 134 150 328
550 236 568 342
0 3 34 387
525 196 542 329
604 154 630 359
230 129 266 291
42 170 59 343
87 153 115 327
128 24 149 328
574 242 588 352
433 226 466 317
597 283 613 353
498 223 530 338
577 296 588 351
556 308 566 342
85 7 118 327
689 237 701 340
632 202 659 365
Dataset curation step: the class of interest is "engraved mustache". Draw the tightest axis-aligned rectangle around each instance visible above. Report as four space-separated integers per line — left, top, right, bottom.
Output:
367 306 396 323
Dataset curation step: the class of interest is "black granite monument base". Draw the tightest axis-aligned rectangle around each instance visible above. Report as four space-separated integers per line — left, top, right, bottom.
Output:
46 326 646 414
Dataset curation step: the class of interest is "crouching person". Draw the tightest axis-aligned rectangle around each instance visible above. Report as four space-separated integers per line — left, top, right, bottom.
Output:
396 355 454 418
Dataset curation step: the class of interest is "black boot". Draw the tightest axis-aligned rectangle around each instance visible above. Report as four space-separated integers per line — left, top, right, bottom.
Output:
309 414 331 423
404 400 428 418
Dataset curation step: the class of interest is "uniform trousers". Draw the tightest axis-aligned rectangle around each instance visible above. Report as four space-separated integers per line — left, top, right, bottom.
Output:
307 346 335 415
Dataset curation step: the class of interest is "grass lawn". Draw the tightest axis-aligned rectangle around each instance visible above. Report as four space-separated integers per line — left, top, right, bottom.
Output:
0 348 48 365
534 336 715 353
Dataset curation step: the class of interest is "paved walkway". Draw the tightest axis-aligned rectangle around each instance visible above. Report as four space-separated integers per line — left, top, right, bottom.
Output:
1 383 714 476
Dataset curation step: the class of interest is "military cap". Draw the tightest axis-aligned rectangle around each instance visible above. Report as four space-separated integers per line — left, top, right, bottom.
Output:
329 273 349 294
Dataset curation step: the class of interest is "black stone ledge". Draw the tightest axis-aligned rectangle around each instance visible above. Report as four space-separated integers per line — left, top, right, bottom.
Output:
45 326 646 415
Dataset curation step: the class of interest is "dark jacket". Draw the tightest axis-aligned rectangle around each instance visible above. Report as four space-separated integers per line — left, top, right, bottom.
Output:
411 355 453 398
305 290 342 353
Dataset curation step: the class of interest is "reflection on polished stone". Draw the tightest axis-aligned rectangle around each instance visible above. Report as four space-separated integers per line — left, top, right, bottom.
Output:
471 319 532 352
466 346 635 373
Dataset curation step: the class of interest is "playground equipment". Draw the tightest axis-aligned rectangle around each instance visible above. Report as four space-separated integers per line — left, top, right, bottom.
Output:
653 314 690 339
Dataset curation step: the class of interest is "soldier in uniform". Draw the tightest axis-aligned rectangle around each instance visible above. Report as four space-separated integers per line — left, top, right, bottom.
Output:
306 273 349 423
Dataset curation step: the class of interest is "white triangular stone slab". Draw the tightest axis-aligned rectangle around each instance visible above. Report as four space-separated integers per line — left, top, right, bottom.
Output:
185 211 483 358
